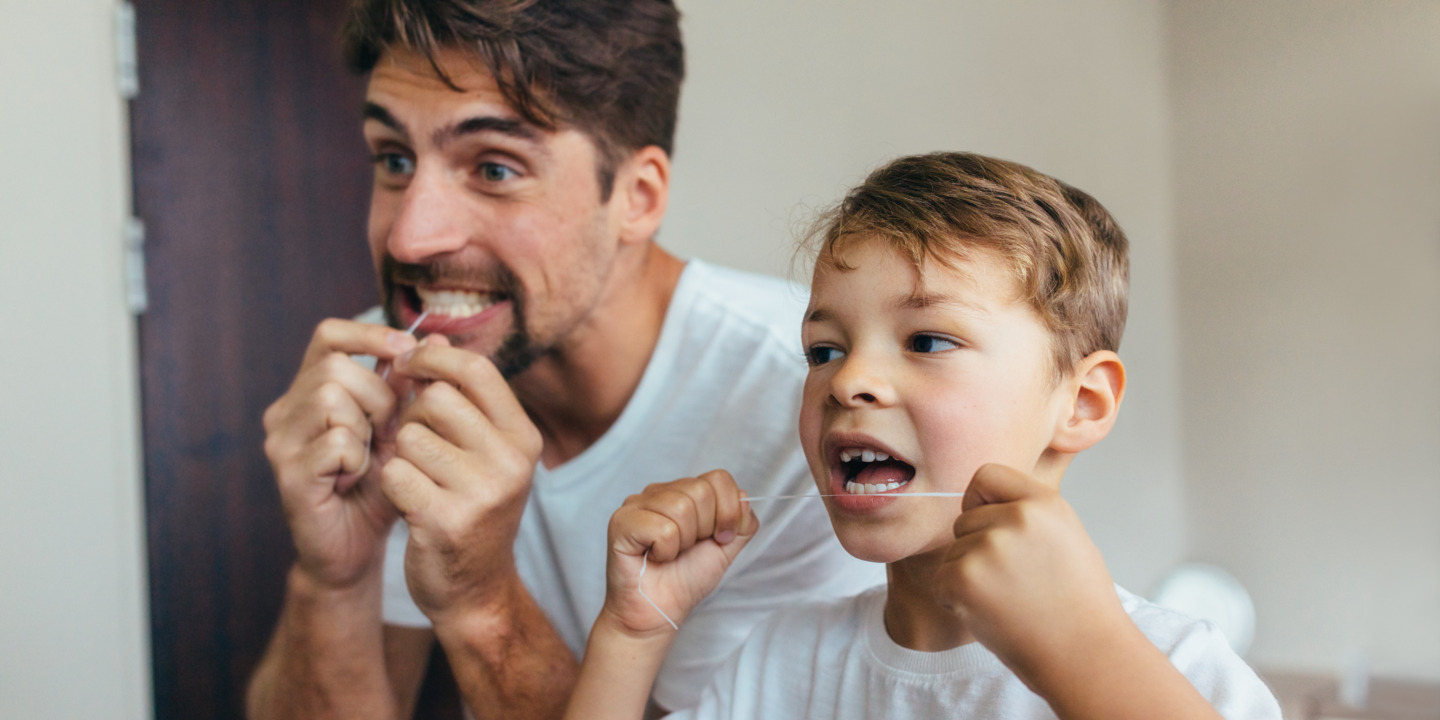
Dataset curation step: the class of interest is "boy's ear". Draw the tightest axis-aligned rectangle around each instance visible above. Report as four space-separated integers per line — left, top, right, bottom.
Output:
614 145 670 247
1050 350 1126 454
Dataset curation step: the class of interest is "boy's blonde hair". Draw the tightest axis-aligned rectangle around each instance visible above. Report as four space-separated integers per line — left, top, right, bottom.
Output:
808 152 1129 374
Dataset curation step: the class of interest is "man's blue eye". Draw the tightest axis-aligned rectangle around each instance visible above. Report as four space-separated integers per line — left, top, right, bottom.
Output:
909 334 959 353
806 346 845 366
376 153 414 176
480 163 516 182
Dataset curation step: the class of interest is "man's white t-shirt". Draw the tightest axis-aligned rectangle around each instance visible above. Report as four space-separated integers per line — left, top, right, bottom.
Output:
668 585 1283 720
380 260 885 710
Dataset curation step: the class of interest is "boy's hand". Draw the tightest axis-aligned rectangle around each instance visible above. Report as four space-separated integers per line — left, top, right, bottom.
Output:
600 470 760 637
932 463 1131 688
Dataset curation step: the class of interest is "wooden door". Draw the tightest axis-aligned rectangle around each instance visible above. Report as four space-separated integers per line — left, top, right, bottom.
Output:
131 1 458 717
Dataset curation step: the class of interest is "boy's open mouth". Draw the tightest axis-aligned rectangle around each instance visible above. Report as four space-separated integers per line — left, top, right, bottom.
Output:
836 446 916 495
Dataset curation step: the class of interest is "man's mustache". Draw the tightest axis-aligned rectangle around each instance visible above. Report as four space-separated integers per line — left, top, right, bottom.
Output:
382 255 521 293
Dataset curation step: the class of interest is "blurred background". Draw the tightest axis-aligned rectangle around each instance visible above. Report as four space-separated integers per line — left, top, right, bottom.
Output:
2 0 1436 718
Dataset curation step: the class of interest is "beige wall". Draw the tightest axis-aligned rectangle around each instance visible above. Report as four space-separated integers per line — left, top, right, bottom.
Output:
1169 1 1440 678
668 0 1189 594
0 0 152 717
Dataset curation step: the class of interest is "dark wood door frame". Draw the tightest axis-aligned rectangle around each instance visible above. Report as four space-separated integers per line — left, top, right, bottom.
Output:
132 2 457 717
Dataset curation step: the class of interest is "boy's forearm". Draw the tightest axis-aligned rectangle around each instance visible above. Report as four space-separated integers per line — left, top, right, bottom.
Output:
433 571 581 720
564 614 676 720
246 564 399 720
1028 620 1224 720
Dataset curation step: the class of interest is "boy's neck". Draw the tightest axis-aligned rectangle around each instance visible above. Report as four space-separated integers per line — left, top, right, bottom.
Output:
882 549 977 652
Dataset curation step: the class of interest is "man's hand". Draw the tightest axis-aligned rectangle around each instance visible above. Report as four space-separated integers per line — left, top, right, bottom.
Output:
932 463 1127 686
380 335 544 626
602 469 760 637
262 318 418 590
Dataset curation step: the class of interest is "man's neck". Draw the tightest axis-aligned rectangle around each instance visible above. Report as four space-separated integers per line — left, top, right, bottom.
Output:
511 244 686 469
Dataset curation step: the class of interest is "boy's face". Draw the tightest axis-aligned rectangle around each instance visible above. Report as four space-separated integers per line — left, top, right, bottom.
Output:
799 236 1073 563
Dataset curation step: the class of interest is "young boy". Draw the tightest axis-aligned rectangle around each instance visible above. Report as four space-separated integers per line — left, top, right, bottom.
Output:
565 153 1281 719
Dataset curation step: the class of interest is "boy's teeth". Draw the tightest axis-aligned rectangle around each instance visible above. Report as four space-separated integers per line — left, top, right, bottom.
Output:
840 450 854 463
875 452 889 461
415 287 500 318
861 449 875 463
843 480 907 495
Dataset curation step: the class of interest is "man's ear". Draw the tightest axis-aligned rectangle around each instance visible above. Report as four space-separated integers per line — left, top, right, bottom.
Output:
613 145 670 246
1050 350 1126 454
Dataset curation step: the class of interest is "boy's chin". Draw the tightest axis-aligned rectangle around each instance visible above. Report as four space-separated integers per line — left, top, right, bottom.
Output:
830 526 947 565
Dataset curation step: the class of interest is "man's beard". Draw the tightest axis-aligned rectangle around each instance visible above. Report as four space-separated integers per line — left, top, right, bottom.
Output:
380 255 547 379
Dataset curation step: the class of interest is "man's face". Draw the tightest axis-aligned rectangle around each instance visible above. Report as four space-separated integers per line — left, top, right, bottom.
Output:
363 49 622 377
798 237 1070 563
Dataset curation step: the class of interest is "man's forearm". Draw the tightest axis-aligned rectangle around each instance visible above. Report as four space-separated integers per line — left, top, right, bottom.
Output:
247 564 400 720
435 572 580 720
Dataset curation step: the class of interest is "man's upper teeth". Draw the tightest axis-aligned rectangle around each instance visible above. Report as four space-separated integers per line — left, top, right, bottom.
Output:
416 288 498 318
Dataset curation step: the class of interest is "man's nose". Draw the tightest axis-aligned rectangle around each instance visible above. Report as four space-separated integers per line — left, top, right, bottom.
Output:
386 168 470 264
829 350 898 408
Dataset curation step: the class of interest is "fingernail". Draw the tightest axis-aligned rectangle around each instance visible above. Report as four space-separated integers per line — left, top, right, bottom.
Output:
715 530 736 544
388 332 417 352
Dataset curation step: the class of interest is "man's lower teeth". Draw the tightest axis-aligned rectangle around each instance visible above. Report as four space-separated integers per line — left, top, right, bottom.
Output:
845 481 904 495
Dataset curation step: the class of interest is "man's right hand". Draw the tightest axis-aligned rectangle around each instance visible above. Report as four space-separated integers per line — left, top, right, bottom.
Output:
262 318 418 590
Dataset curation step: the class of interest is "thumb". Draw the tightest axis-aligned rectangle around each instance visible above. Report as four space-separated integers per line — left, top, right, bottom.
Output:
960 463 1044 514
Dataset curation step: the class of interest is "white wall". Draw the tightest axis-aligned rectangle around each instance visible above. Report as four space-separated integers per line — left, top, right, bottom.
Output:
668 0 1189 594
1169 1 1440 679
0 0 152 717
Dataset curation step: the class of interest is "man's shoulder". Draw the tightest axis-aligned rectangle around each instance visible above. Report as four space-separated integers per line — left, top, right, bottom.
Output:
679 260 808 351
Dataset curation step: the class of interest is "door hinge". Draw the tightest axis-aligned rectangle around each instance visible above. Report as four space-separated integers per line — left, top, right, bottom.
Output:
125 217 148 315
116 1 138 99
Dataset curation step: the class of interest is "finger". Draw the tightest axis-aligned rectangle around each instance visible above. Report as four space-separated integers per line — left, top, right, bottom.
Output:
300 318 418 371
401 380 502 454
960 463 1049 513
611 506 685 563
299 425 371 481
392 344 535 441
379 456 439 518
392 421 465 490
698 470 741 543
951 502 1009 540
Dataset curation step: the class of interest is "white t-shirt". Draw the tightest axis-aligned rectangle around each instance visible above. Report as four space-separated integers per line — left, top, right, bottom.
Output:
668 584 1283 720
381 260 886 710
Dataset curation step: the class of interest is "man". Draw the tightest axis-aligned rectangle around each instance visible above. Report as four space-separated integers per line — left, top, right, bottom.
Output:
245 1 881 719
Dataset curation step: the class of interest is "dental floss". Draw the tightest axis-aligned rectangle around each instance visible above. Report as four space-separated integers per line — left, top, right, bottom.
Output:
638 552 680 630
741 492 965 502
636 492 965 629
356 310 434 477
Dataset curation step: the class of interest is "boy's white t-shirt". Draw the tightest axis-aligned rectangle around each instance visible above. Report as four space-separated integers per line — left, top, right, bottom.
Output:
379 260 886 710
667 584 1283 720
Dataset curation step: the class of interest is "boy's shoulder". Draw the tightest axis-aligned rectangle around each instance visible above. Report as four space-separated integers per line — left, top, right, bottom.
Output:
1117 585 1282 717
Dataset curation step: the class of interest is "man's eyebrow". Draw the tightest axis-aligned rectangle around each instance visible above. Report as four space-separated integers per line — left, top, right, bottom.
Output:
362 102 406 136
436 115 541 148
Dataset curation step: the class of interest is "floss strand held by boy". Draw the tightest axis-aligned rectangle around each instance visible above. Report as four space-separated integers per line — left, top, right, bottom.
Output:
565 152 1282 720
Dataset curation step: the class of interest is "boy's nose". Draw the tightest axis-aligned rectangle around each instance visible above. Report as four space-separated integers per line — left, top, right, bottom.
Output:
385 169 470 264
829 353 898 408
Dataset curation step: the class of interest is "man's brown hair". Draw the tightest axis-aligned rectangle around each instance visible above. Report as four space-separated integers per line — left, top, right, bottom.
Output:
342 0 684 198
809 152 1130 374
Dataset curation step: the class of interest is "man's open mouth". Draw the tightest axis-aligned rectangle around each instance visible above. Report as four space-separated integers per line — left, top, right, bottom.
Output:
835 446 916 495
408 286 508 319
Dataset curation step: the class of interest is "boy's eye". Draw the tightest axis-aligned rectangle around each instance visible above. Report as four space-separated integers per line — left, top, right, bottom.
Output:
805 345 846 366
479 162 517 182
908 334 960 353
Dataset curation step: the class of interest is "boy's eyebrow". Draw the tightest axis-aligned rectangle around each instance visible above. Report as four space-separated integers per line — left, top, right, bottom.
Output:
899 292 988 314
804 307 833 324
